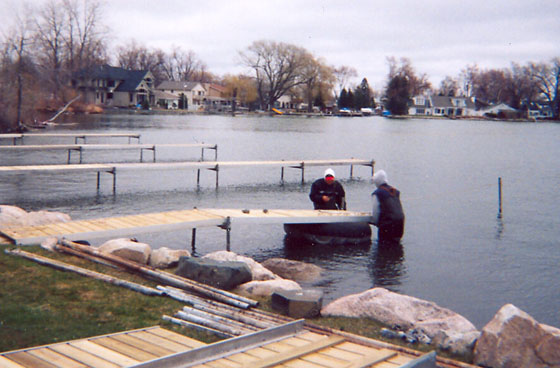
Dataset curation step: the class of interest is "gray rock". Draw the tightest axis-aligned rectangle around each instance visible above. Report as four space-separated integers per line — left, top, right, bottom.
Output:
149 247 190 269
98 238 151 264
0 205 71 229
321 287 478 354
175 256 252 290
271 288 323 318
262 258 323 282
203 251 277 280
233 279 302 297
474 303 560 368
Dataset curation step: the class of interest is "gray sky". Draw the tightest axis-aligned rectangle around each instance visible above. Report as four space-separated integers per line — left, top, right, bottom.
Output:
3 0 560 91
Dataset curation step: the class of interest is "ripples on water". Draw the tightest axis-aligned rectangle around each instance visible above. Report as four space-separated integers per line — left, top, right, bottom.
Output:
1 114 559 329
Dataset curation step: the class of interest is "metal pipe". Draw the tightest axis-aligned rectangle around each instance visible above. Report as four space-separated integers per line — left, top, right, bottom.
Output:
191 228 196 252
162 315 232 338
498 177 503 218
174 311 245 336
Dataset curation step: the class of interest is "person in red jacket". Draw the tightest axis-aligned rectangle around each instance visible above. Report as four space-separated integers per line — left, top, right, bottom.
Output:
309 168 346 210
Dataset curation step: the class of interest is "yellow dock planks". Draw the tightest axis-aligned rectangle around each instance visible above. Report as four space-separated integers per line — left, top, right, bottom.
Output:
0 208 372 245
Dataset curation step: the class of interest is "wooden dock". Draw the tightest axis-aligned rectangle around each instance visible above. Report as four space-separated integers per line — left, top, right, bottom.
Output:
0 322 436 368
0 208 373 247
0 158 375 192
0 132 141 145
0 143 218 163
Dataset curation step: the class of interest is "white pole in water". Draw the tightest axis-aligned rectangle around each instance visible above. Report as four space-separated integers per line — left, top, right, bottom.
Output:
498 177 503 218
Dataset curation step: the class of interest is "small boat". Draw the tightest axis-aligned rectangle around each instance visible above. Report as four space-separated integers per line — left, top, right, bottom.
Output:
284 222 372 245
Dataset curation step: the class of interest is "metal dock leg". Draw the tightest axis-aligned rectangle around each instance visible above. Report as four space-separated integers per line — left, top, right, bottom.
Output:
219 217 232 251
191 228 197 253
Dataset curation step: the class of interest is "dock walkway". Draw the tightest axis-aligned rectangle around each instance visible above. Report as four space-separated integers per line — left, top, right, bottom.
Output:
0 158 375 192
0 142 218 163
0 322 436 368
0 132 141 145
0 208 373 247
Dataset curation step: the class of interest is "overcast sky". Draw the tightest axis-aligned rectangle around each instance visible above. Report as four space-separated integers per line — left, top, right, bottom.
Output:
3 0 560 91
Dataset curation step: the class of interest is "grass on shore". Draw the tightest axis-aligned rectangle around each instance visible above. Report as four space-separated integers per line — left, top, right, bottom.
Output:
0 244 471 363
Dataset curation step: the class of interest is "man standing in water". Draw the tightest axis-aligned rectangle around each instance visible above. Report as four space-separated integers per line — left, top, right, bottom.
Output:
309 168 346 210
371 170 405 242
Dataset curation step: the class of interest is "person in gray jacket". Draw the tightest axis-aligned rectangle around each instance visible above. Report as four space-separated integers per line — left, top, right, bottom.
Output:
371 170 405 242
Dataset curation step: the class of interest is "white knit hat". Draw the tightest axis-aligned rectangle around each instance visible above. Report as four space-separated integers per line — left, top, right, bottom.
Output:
324 168 335 178
373 170 387 187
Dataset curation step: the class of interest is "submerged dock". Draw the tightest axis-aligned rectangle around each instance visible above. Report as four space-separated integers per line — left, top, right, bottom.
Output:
0 158 375 193
0 208 373 247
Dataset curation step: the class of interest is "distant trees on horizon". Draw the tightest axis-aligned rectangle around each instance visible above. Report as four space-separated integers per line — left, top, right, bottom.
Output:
1 0 559 131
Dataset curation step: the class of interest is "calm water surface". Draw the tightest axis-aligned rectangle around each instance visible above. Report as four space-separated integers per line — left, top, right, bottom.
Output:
2 114 559 329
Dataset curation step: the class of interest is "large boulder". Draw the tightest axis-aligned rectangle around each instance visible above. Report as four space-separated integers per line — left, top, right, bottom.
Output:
98 238 151 264
262 258 323 282
149 247 190 269
474 304 560 368
0 205 71 228
321 287 479 354
203 251 277 281
175 256 252 290
234 279 302 298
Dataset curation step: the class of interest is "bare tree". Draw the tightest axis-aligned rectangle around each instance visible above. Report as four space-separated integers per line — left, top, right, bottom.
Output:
529 58 560 119
386 56 432 97
240 40 309 110
333 65 357 98
438 76 459 96
162 46 205 81
300 55 334 112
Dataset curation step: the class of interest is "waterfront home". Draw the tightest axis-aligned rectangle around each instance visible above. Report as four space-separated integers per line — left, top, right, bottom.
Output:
408 95 477 117
72 64 155 108
155 81 207 111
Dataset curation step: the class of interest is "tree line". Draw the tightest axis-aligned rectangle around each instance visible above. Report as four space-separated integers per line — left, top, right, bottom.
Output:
1 0 559 132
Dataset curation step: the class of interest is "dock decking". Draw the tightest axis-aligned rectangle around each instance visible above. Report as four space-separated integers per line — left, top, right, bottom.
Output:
0 143 218 163
0 208 373 246
0 132 141 145
0 158 375 192
0 322 435 368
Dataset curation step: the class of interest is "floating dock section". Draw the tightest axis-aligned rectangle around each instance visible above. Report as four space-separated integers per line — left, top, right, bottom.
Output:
0 132 141 145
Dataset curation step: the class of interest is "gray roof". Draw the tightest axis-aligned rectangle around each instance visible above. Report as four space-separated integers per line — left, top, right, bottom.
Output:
156 81 204 91
74 64 150 92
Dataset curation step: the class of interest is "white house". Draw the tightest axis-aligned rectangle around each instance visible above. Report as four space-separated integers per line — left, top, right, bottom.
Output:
155 81 207 111
408 95 477 117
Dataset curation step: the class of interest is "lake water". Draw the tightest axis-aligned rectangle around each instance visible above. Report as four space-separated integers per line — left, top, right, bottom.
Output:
1 113 559 330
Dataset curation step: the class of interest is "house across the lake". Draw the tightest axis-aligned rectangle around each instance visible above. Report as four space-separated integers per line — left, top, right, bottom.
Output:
408 95 477 117
72 64 155 108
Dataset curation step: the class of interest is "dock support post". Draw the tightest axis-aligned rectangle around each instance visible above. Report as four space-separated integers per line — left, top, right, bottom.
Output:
300 162 305 185
67 150 71 164
219 217 232 251
96 172 100 190
152 146 156 162
191 228 197 253
350 164 354 179
197 169 201 187
111 168 117 195
498 177 503 218
281 167 284 184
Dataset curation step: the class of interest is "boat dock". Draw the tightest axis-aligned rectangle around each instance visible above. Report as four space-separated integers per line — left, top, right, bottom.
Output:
0 158 375 193
0 322 438 368
0 143 218 163
0 132 141 145
0 208 373 247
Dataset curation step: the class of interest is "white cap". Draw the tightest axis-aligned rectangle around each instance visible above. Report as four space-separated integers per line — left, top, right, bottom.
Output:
373 170 387 187
324 168 335 178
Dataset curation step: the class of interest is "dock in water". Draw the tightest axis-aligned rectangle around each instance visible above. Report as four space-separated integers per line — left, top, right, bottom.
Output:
0 208 373 247
0 158 374 192
0 132 141 145
0 142 218 163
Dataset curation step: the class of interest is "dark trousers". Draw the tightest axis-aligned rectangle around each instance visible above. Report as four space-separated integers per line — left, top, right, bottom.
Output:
378 219 404 241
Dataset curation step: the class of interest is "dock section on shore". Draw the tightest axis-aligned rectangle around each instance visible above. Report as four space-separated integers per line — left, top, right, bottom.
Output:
0 208 373 247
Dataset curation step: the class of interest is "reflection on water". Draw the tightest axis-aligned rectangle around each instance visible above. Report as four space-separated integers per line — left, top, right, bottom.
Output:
283 235 372 261
369 240 406 291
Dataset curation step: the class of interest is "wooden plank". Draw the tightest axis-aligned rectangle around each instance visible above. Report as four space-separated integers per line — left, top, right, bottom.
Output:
49 344 120 368
127 331 191 353
344 350 398 368
146 328 206 349
282 359 324 368
3 352 59 368
110 334 174 357
0 356 25 368
313 345 363 362
240 336 345 368
300 352 349 367
69 340 140 366
91 337 159 361
27 348 88 368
